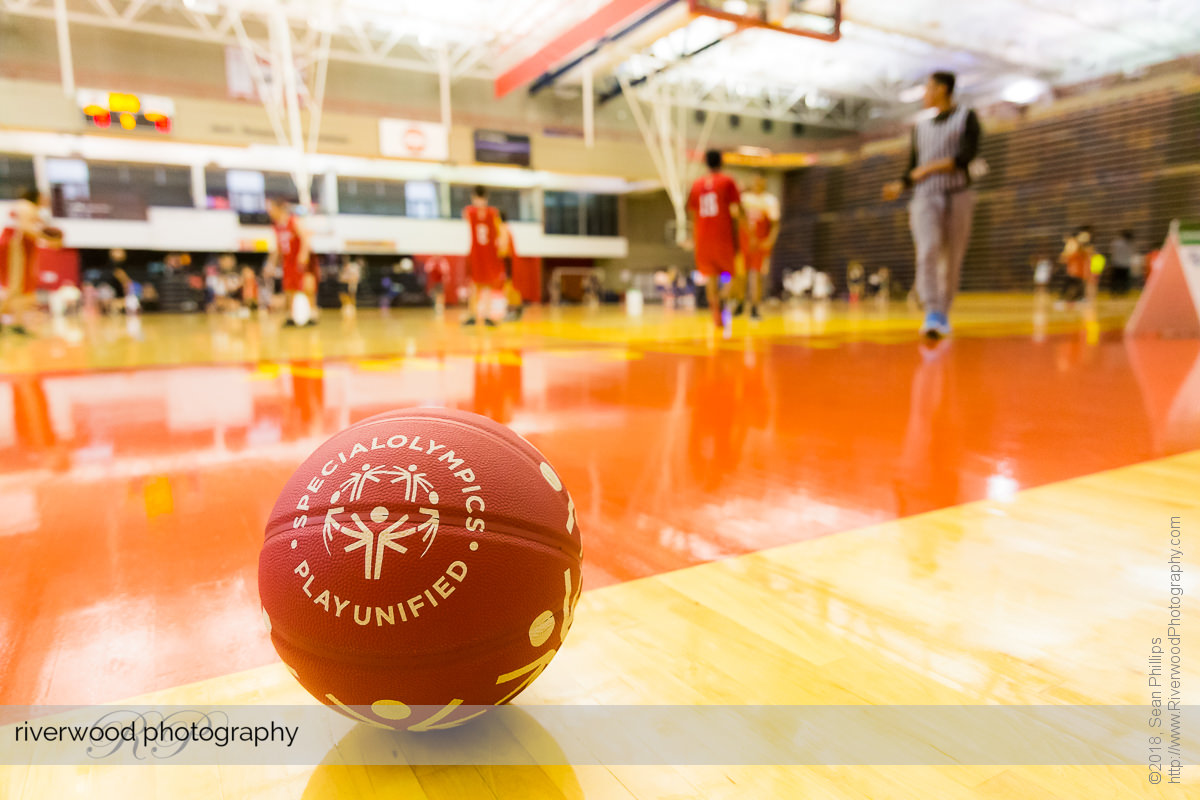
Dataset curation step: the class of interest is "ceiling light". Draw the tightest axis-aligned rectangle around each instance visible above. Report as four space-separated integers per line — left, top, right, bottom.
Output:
1001 78 1047 105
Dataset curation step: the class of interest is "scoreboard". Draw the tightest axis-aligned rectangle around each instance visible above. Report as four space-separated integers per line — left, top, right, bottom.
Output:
77 90 175 134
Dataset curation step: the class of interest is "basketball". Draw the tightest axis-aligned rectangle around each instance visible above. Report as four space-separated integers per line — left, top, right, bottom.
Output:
258 407 583 731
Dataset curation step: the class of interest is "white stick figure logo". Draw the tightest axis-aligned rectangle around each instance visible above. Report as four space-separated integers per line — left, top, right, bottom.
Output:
342 506 415 580
338 464 389 502
384 464 435 503
322 482 442 576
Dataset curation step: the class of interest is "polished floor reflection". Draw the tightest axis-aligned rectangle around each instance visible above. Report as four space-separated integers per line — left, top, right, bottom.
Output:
6 452 1197 797
0 297 1191 699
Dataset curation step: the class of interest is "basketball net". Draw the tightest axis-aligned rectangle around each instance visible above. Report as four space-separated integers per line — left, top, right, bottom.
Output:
617 74 718 246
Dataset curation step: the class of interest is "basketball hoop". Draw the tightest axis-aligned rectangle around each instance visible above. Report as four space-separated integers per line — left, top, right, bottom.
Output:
688 0 842 42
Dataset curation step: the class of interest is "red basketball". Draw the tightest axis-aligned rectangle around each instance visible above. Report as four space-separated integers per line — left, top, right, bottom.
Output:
259 408 583 731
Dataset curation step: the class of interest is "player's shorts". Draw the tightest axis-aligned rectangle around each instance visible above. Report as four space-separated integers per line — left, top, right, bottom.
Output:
744 246 771 273
695 248 736 279
282 263 305 293
284 261 320 293
469 254 504 287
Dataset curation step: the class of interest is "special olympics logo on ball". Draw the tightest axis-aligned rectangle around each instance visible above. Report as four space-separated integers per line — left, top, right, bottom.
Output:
325 461 442 576
287 433 488 627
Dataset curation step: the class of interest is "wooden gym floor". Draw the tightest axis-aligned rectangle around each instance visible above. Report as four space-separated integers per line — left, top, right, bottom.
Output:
0 295 1197 797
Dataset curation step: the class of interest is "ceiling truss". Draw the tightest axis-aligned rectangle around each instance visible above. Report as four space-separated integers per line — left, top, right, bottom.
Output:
0 0 496 79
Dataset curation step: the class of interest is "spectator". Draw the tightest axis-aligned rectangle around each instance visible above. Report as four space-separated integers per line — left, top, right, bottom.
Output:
847 261 866 302
812 271 834 300
140 282 159 312
120 270 141 315
423 255 449 315
1130 250 1146 288
869 267 891 301
240 266 260 314
1109 230 1135 296
96 253 132 315
338 256 362 316
1058 226 1091 306
1032 254 1053 302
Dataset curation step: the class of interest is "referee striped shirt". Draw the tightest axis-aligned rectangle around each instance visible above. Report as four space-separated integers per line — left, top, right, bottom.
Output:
904 106 981 197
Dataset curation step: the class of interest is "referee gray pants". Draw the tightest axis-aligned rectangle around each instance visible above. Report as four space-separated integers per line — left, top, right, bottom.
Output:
909 190 976 316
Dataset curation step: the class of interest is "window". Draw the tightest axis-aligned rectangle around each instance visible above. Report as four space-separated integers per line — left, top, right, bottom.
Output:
0 155 36 200
46 158 92 217
404 181 439 219
544 190 581 235
226 169 267 215
46 158 90 202
585 193 619 236
88 162 193 208
450 185 526 222
338 178 408 215
206 169 321 223
337 178 407 216
545 192 619 236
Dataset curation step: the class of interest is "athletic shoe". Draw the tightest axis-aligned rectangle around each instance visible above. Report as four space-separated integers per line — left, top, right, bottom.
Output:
7 325 32 337
750 306 762 321
462 317 477 326
283 319 297 328
483 318 497 327
919 312 938 338
732 301 745 317
932 312 952 338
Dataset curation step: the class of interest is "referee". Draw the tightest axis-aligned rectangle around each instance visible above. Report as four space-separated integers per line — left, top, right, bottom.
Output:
883 71 981 339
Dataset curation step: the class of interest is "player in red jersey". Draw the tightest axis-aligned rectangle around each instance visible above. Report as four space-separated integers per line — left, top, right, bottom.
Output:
267 198 317 326
423 254 450 315
687 150 743 328
496 210 524 321
737 171 780 321
463 185 503 327
1 187 59 336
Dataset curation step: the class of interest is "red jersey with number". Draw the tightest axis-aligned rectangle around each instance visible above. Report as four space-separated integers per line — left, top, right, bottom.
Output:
275 215 312 292
465 205 503 284
688 172 741 276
